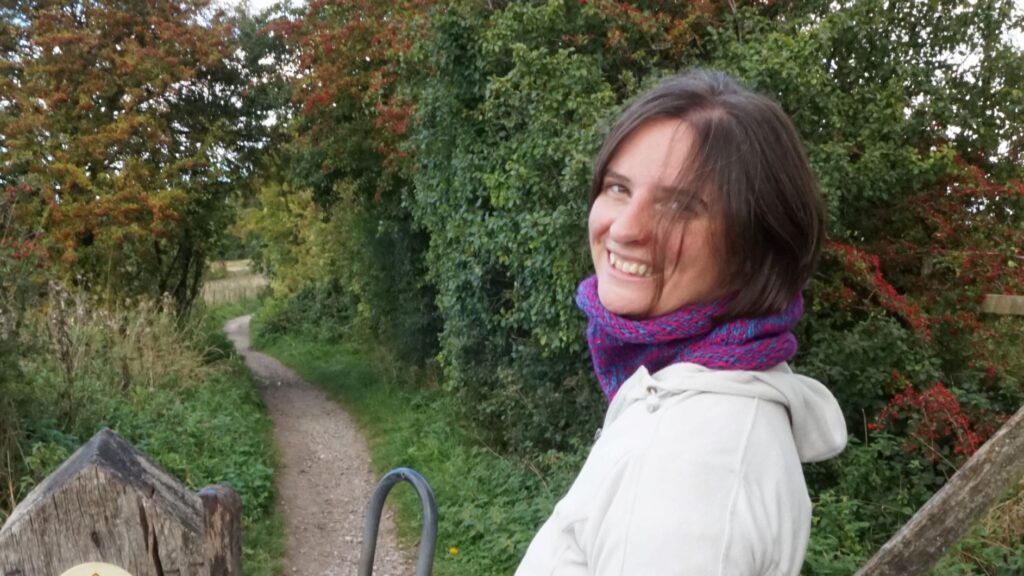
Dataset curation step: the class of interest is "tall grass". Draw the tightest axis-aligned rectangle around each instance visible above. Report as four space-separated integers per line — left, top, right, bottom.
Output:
202 259 269 306
0 290 283 576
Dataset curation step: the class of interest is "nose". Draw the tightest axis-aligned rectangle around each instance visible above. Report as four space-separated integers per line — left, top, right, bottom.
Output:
608 194 654 245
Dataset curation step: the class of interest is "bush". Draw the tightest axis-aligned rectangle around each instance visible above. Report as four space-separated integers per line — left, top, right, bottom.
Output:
409 0 707 452
794 312 941 430
0 295 283 574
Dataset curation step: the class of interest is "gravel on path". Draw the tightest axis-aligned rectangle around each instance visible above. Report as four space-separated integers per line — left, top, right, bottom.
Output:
225 315 412 576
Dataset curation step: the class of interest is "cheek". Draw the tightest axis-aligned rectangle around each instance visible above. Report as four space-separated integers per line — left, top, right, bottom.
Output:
588 202 609 245
684 227 721 281
658 226 687 268
587 209 602 267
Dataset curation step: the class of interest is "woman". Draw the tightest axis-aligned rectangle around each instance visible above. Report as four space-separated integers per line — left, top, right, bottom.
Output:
516 70 848 575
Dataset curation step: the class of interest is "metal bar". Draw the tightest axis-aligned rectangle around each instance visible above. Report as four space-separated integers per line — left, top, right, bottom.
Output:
358 467 438 576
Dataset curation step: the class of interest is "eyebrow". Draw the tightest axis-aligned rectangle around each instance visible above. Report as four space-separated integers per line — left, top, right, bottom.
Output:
603 169 631 184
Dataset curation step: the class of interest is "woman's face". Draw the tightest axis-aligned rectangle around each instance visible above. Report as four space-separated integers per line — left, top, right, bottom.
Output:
589 118 724 318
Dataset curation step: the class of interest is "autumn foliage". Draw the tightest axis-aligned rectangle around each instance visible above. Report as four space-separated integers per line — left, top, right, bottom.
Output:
2 0 245 310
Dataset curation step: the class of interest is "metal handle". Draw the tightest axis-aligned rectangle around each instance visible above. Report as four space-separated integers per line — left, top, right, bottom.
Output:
358 467 438 576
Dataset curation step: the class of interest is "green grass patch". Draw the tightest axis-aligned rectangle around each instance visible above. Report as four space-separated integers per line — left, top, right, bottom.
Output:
203 298 264 326
102 358 285 576
258 334 586 576
4 300 284 576
199 301 284 576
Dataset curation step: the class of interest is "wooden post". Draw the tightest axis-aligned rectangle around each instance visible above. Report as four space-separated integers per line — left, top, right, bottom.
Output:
855 404 1024 576
981 294 1024 316
0 428 241 576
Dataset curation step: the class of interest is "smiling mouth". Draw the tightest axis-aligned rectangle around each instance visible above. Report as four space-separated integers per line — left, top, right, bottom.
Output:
609 251 653 277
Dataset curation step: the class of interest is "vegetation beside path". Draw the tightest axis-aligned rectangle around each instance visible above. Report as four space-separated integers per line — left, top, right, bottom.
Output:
255 328 588 576
0 299 285 576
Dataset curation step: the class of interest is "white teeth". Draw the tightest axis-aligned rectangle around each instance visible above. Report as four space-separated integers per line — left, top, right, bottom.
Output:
608 252 652 277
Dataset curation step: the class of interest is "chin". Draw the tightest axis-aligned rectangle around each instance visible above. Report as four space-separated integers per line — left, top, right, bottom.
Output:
597 282 650 319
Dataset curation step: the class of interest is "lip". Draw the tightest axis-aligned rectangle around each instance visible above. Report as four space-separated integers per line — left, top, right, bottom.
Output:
605 249 654 280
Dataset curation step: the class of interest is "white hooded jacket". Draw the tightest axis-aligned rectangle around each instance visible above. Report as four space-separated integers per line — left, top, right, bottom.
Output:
515 362 848 576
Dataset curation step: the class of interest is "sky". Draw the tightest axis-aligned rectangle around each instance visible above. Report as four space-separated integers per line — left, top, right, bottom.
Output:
218 0 303 15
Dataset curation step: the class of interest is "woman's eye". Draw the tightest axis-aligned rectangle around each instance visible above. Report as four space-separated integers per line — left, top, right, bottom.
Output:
662 198 706 215
656 198 686 213
606 183 628 196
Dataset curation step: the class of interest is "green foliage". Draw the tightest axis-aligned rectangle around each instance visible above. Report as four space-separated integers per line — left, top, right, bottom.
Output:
0 298 284 575
342 200 440 365
104 372 276 523
804 491 870 575
255 281 354 345
238 169 439 363
1 182 48 477
794 313 941 429
242 0 1023 572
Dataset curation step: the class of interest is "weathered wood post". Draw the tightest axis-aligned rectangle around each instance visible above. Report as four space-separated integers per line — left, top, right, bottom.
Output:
855 403 1024 575
0 428 241 576
981 294 1024 316
854 294 1024 574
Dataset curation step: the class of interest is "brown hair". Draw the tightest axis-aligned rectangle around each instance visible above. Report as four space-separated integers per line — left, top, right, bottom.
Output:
590 69 825 321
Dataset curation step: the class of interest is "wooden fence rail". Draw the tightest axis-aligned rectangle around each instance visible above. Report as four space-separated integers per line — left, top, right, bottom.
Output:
856 403 1024 575
981 294 1024 316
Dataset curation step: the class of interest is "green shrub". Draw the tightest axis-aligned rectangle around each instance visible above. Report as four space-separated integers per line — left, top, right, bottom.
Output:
410 0 709 452
804 490 870 575
255 281 354 345
0 296 284 575
794 312 942 430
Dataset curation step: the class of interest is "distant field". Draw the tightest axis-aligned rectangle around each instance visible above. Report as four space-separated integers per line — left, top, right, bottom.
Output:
202 259 268 305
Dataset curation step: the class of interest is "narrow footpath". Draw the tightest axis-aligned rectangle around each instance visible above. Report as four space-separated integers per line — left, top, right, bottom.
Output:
225 315 412 576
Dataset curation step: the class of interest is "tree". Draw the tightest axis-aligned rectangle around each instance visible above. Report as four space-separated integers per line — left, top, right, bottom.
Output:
1 0 246 310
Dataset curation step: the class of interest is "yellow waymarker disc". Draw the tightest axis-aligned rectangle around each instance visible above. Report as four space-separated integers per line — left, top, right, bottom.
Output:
60 563 134 576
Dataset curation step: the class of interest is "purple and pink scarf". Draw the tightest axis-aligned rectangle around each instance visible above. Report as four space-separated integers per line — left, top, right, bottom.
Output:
576 275 803 401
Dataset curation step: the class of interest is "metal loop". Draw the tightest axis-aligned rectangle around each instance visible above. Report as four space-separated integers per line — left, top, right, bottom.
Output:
358 467 438 576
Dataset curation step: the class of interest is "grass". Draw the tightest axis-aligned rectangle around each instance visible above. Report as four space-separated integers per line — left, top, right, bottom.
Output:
1 297 284 576
200 298 284 576
256 332 587 576
202 260 269 307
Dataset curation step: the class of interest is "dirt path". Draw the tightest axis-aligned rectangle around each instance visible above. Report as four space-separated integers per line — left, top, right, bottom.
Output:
225 315 412 576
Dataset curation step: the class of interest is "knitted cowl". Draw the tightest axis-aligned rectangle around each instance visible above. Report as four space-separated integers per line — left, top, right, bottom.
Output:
575 275 804 401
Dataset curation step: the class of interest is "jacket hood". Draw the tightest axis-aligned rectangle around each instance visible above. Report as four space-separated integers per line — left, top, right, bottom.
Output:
605 362 848 463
